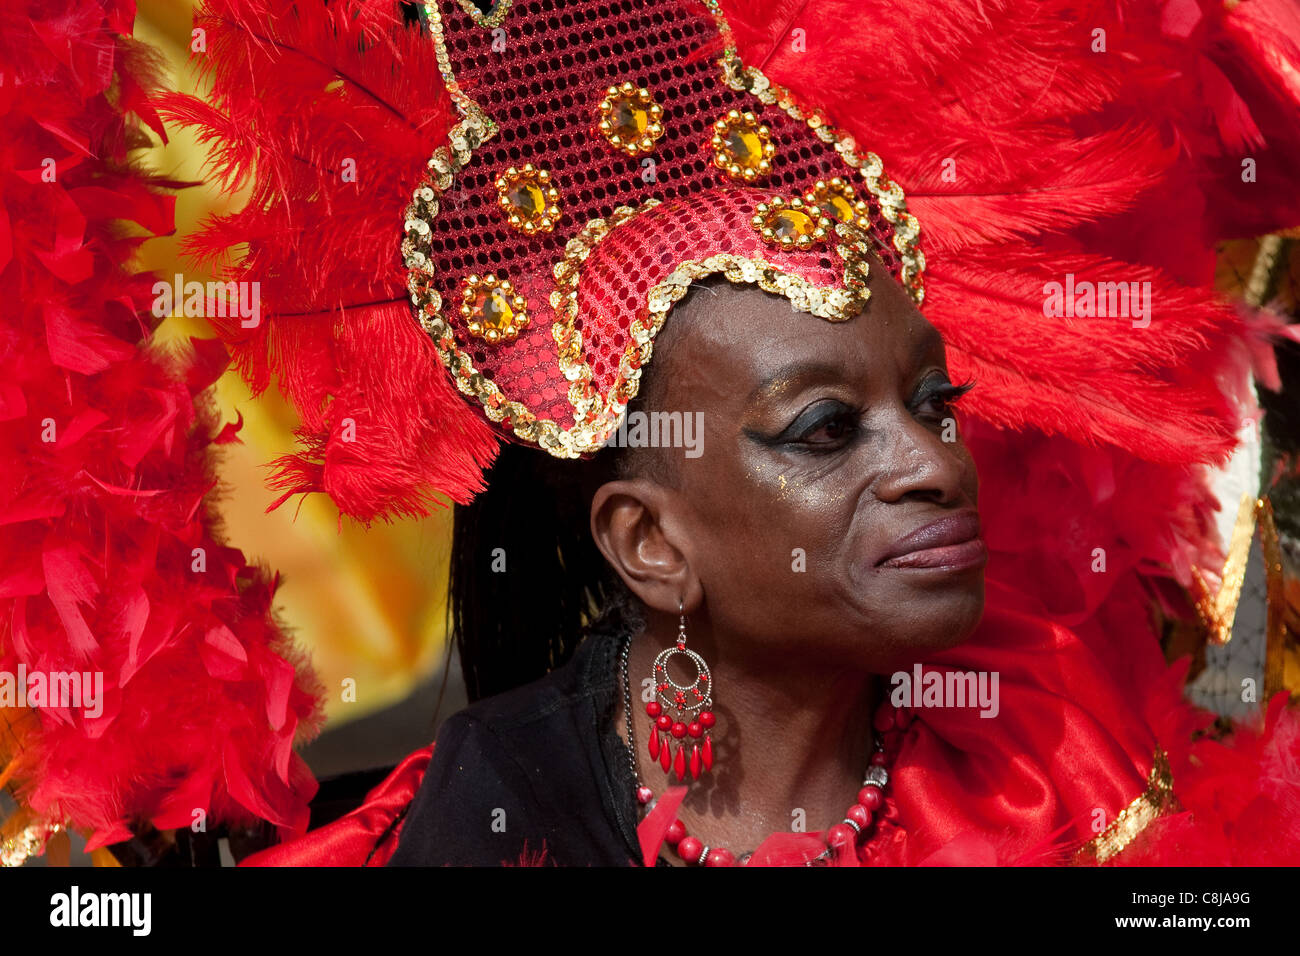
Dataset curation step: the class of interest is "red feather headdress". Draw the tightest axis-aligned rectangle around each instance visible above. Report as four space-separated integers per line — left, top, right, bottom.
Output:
162 0 1290 496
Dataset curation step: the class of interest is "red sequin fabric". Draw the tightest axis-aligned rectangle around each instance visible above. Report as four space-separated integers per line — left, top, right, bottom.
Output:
406 0 912 451
576 186 851 399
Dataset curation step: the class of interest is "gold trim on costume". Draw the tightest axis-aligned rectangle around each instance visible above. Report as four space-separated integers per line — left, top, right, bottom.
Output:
422 2 503 119
550 205 874 450
1191 493 1258 645
1183 492 1296 699
1073 748 1179 865
454 0 513 29
404 188 878 458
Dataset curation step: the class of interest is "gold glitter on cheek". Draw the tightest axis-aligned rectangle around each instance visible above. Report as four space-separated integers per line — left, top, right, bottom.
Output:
778 474 787 490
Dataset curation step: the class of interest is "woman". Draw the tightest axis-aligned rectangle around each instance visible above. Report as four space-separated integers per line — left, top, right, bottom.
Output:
391 255 993 865
167 0 1300 866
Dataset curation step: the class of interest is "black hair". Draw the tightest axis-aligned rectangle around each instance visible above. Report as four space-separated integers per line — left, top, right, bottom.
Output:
447 438 645 703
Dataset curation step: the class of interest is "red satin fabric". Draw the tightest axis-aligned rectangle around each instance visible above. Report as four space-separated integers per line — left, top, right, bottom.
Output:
240 746 434 867
874 578 1157 865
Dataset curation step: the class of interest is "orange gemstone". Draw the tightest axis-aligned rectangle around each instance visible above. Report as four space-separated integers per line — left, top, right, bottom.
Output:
471 287 516 331
726 124 765 170
506 182 546 218
609 95 650 139
768 207 816 239
825 193 856 222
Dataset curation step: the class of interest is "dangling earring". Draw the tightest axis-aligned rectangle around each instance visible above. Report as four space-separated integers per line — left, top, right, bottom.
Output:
644 598 715 782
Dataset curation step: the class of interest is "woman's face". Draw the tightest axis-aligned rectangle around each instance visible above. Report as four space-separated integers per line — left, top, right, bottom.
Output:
637 262 985 673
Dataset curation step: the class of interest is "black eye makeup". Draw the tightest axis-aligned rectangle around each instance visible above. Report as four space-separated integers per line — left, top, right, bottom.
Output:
746 375 976 454
911 375 975 423
743 397 863 453
784 399 863 447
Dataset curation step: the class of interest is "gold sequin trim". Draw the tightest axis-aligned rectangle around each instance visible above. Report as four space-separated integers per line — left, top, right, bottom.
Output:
699 0 926 306
405 188 876 459
403 106 572 454
550 201 875 454
421 2 501 119
454 0 513 29
1072 748 1179 865
401 104 494 267
1191 493 1264 646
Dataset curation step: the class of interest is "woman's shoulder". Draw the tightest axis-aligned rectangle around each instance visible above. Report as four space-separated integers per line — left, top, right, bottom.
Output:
430 623 619 772
386 629 638 866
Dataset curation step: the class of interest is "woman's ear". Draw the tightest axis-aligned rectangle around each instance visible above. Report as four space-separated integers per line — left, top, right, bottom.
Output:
590 478 701 614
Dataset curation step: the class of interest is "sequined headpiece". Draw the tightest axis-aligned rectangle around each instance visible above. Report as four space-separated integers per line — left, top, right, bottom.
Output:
401 0 925 460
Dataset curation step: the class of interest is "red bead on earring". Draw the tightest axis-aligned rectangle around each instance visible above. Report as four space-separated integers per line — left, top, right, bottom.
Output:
645 599 715 782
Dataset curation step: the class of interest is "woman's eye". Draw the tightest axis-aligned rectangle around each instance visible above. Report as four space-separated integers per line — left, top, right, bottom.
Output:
785 403 861 448
747 401 861 452
914 379 975 420
801 410 858 444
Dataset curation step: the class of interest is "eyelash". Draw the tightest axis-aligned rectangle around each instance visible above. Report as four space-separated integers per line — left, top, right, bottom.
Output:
916 380 975 421
791 379 976 450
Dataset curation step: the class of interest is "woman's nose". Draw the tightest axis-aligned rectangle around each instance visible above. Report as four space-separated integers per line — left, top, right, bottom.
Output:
870 408 973 506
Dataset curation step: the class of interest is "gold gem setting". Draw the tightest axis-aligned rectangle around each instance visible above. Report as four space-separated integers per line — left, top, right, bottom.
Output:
598 82 665 157
711 109 775 182
495 163 561 235
459 274 529 344
751 196 832 250
805 177 870 227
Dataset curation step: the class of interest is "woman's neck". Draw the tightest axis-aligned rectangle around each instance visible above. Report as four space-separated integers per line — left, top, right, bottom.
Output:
613 614 878 863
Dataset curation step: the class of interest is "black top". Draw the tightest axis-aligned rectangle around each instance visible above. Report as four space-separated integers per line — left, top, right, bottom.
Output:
387 625 666 866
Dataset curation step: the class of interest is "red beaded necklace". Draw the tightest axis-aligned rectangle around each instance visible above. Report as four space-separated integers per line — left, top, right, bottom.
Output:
620 632 898 867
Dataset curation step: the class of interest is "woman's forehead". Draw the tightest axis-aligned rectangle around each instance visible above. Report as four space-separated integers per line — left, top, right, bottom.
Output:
661 280 940 397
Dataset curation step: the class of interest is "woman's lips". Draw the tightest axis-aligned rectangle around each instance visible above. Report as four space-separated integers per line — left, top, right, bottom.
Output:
879 537 988 570
875 510 986 571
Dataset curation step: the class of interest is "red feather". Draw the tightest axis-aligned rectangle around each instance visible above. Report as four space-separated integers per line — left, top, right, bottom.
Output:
159 0 500 521
0 0 324 852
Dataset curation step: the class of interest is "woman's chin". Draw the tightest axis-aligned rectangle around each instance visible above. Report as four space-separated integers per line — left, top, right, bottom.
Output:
861 579 986 670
